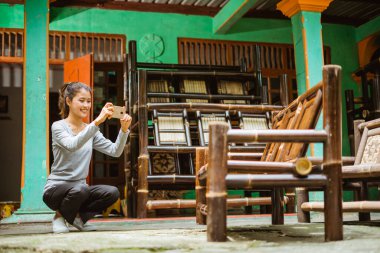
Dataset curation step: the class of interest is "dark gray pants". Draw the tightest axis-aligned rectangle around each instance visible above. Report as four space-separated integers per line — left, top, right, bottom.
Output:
43 182 119 224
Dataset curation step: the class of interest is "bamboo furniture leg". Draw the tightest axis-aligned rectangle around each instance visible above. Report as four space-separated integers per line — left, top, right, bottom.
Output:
323 65 343 241
296 187 310 222
207 122 229 242
271 187 284 225
196 147 207 225
137 155 149 218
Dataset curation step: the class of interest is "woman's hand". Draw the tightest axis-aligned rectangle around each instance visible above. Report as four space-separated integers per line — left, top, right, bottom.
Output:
120 113 132 133
94 103 114 126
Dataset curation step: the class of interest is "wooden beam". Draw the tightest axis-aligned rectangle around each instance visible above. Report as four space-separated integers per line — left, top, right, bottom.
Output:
213 0 261 34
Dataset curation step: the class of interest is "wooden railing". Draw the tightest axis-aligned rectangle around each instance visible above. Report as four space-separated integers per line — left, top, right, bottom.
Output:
178 38 331 77
0 28 126 64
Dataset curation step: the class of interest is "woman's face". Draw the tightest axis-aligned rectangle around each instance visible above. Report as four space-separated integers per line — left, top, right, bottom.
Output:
67 88 92 119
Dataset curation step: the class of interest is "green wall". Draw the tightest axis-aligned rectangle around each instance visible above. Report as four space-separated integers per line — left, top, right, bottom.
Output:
0 4 364 156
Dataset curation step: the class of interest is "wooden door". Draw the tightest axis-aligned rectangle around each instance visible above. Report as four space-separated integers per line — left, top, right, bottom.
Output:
92 63 125 195
63 54 94 122
63 54 94 184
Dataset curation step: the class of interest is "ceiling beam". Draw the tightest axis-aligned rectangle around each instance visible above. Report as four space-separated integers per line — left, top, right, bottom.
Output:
213 0 262 35
50 0 221 16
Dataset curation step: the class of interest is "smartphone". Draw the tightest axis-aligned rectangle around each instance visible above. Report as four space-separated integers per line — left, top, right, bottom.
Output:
111 106 126 119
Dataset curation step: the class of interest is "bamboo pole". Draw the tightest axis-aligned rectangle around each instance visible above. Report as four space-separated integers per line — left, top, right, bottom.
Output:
307 156 355 166
196 148 207 225
128 41 138 218
147 102 283 113
137 62 240 71
146 70 255 78
359 181 371 221
147 175 195 185
226 174 327 189
353 120 365 156
301 201 380 212
323 65 343 241
207 122 229 242
342 164 380 178
272 188 284 225
137 155 149 218
147 146 197 153
147 92 261 101
228 152 263 160
227 129 327 143
296 187 310 223
136 69 149 219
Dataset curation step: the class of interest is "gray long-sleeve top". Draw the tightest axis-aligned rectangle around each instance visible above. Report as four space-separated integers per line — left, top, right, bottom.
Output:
44 119 129 191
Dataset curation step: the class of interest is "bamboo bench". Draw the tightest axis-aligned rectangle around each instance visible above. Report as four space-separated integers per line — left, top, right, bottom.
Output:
198 65 343 242
299 118 380 221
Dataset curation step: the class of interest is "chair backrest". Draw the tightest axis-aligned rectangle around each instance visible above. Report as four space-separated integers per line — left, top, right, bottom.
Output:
261 82 323 162
197 111 231 146
181 79 208 103
239 113 269 130
217 80 246 104
355 124 380 165
148 80 170 103
153 109 191 146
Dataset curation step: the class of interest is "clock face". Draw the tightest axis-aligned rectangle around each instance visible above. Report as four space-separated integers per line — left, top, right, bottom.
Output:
139 34 164 63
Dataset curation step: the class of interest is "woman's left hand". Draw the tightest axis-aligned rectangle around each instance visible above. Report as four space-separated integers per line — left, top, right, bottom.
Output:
120 113 132 133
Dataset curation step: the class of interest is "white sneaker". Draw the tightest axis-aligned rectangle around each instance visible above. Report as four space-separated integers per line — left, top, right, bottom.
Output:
72 217 97 232
52 217 69 233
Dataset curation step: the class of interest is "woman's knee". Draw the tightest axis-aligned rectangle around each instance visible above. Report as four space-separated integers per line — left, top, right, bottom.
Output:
105 186 119 202
69 184 90 199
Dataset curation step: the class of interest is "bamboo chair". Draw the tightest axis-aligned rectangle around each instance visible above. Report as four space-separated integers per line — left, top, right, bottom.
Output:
299 118 380 222
199 65 343 242
137 109 196 218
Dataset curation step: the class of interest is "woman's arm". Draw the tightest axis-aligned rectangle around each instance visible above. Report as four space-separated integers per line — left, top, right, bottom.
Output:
52 121 99 152
93 129 129 157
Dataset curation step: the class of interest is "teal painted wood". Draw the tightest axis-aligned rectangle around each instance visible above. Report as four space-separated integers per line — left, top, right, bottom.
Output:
213 0 260 34
17 0 51 216
291 11 323 94
356 15 380 42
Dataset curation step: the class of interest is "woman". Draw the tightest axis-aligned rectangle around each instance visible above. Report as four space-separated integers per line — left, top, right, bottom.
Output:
43 82 131 233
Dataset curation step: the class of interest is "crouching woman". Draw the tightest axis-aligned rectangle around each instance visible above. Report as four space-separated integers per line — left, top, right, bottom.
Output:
43 82 131 233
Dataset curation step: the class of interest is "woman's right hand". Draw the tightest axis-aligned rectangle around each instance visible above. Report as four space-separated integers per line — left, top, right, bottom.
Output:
94 102 114 126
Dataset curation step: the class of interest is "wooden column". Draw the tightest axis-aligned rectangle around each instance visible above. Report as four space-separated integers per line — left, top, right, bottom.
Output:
207 122 229 242
4 0 53 223
323 65 343 241
128 41 138 217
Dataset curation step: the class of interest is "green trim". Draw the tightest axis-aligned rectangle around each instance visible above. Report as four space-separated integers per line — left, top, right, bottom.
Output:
213 0 260 35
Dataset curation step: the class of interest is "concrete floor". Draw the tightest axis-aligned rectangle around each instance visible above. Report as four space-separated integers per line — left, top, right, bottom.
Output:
1 213 380 253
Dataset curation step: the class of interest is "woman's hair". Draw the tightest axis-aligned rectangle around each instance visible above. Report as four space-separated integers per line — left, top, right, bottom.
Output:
58 82 92 119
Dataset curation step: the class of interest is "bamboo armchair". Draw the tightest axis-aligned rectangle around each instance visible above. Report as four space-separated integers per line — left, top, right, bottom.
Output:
199 65 343 242
299 118 380 221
